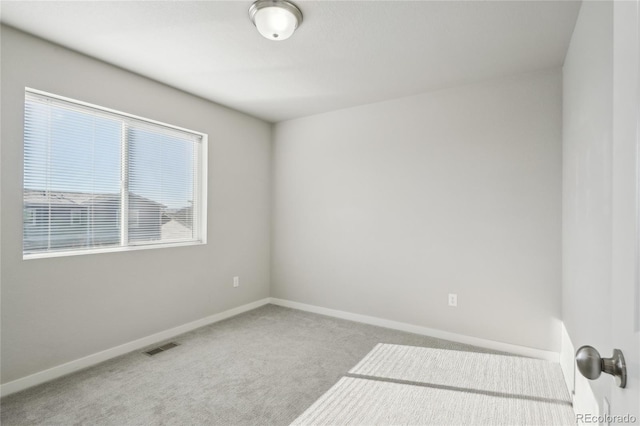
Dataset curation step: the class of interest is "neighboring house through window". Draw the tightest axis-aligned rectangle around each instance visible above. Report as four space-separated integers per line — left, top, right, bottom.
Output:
23 89 208 258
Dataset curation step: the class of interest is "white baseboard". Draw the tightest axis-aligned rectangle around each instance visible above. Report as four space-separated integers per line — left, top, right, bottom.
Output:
1 297 562 398
269 297 559 362
560 322 576 400
0 298 271 397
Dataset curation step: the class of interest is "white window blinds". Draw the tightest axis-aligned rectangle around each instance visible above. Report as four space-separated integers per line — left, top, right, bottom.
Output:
23 89 206 258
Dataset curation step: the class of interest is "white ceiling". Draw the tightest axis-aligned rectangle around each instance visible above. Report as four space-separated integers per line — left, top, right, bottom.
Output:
1 1 580 123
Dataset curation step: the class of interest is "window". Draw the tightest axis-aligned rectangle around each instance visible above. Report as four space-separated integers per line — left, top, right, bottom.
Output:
70 209 84 226
23 207 37 225
23 88 207 259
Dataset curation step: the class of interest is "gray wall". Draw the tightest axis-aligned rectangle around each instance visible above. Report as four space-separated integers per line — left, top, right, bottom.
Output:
0 26 272 383
272 70 563 352
562 0 614 408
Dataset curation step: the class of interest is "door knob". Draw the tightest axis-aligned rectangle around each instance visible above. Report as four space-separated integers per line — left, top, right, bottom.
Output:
575 345 627 388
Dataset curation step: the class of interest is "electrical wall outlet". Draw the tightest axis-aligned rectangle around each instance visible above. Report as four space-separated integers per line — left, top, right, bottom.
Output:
233 276 239 288
448 293 458 307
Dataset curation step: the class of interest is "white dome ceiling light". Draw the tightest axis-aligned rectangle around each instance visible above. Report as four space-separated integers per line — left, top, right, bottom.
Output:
249 0 303 41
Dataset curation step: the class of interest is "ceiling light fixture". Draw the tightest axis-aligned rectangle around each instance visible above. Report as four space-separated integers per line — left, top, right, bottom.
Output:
249 0 303 41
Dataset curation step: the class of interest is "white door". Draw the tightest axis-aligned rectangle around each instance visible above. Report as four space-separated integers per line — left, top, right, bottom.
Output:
611 0 640 419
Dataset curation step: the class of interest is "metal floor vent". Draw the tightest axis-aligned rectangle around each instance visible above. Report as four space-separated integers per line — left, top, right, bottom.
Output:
143 342 179 356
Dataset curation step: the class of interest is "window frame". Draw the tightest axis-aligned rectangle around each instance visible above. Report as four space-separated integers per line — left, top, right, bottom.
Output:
23 88 208 260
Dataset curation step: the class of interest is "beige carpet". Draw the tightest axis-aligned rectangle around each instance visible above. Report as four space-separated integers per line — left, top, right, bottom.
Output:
292 344 574 425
